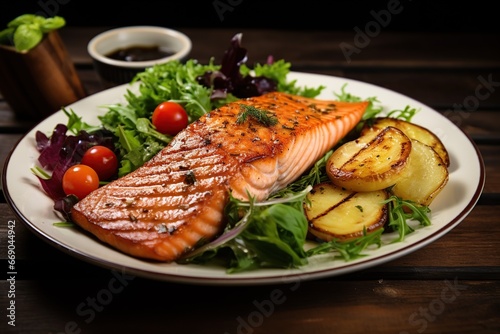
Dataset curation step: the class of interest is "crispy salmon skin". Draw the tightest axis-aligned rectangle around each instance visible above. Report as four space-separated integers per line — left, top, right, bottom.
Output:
71 92 368 261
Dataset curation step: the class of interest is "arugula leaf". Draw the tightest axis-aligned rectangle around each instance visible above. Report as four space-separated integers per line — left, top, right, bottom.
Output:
383 195 431 243
334 83 383 119
113 125 167 176
116 126 141 152
306 228 383 261
135 118 170 143
248 59 325 98
386 105 419 120
127 59 219 120
63 108 102 134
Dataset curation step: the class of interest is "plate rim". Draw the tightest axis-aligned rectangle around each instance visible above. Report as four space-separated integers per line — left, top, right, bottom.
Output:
1 71 486 286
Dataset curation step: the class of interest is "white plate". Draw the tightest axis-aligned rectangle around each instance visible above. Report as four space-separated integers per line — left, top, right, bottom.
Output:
2 72 485 285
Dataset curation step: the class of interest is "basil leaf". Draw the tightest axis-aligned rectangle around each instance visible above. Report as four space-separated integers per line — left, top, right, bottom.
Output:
40 16 65 33
7 14 38 28
0 27 14 46
13 24 43 51
116 126 141 153
2 14 65 51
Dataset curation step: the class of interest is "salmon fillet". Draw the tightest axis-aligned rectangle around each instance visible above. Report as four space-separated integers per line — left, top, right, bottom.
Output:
71 92 368 261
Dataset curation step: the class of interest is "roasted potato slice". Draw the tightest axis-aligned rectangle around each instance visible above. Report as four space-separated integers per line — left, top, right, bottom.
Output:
305 182 389 242
391 139 449 206
361 117 450 167
326 126 412 192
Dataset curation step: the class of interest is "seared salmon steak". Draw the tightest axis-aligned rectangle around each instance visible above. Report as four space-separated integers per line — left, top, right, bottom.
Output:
71 92 368 261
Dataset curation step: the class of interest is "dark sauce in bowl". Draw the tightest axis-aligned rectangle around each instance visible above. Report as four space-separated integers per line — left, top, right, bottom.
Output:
106 45 174 62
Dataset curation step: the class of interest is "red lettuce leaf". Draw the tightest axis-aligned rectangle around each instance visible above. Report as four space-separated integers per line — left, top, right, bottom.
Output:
197 33 277 99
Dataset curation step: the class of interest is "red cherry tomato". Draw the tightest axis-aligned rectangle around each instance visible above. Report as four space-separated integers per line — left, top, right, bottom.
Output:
152 101 189 136
81 145 118 180
62 164 100 200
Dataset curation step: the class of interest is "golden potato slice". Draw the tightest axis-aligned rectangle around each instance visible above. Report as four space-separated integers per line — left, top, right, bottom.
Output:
391 139 449 206
326 126 412 192
305 182 389 242
361 117 450 167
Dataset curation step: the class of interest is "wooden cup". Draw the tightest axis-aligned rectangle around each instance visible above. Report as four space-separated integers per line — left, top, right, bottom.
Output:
0 30 87 122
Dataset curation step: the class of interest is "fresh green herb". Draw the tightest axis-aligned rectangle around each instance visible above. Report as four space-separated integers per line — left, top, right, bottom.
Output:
97 103 171 176
0 14 65 52
334 83 384 122
236 104 278 126
127 59 220 120
333 83 420 145
242 60 326 97
114 123 168 176
383 195 431 243
306 228 383 261
334 84 419 125
63 108 102 134
386 105 419 121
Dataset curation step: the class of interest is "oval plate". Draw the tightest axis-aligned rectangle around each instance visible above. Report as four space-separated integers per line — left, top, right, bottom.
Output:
2 72 485 285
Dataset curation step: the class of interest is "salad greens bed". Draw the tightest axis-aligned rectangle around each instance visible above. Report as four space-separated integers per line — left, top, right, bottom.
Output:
33 33 431 273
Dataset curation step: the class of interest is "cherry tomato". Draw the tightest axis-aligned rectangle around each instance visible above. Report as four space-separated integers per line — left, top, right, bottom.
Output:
62 164 100 200
81 145 118 180
152 101 189 136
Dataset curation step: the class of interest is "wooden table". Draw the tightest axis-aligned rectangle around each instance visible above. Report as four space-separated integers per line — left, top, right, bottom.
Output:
1 27 499 333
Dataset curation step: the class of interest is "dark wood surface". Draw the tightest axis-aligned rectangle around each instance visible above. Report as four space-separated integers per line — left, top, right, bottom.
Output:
1 27 499 334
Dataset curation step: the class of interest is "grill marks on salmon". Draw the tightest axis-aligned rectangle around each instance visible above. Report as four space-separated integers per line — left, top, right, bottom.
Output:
71 92 369 261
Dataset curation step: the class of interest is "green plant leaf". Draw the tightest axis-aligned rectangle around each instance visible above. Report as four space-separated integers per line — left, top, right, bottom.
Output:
0 27 14 46
40 16 65 33
13 24 43 51
7 14 39 28
2 14 66 51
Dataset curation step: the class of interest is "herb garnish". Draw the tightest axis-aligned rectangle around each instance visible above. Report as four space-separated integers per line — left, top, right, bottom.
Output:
236 104 279 126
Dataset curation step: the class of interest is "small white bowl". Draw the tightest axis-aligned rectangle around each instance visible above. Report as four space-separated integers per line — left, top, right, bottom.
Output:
87 26 192 87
